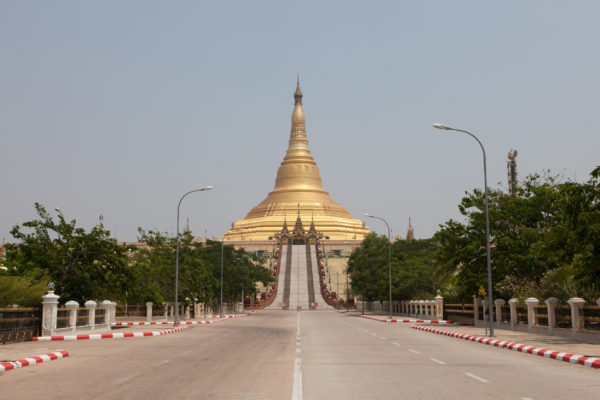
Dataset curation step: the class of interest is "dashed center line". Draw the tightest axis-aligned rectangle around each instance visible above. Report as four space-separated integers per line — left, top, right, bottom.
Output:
156 359 170 367
408 349 420 354
392 342 400 346
430 358 446 365
464 372 489 383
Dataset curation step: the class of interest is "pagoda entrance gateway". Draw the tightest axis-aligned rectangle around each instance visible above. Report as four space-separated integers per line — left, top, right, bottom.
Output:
266 217 332 310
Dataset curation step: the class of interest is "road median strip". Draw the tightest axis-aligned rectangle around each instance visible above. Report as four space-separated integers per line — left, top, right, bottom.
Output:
0 351 69 373
412 325 600 369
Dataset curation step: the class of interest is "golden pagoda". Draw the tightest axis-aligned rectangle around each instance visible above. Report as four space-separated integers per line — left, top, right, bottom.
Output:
223 79 370 241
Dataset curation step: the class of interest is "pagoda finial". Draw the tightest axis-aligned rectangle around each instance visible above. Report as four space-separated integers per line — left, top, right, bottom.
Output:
294 74 302 104
297 203 301 217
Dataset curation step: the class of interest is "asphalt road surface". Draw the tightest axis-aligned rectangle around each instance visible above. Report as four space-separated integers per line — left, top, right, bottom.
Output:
2 311 599 399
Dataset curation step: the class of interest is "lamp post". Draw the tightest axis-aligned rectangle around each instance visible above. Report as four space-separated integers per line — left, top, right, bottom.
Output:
175 186 213 325
433 123 494 336
364 213 392 320
220 239 224 317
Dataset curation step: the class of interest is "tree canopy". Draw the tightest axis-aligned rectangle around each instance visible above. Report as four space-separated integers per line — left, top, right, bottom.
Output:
3 204 273 306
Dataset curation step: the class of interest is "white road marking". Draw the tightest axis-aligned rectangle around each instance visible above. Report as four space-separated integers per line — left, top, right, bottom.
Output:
296 348 301 353
464 372 489 383
115 375 134 385
408 349 420 354
520 398 534 400
430 358 447 365
292 312 302 400
156 359 170 366
292 357 302 400
371 333 377 336
381 337 386 340
392 342 400 346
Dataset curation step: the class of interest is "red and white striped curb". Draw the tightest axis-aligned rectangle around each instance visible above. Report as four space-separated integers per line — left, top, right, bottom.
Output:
32 325 191 341
0 351 69 372
112 321 171 326
112 315 246 327
412 325 600 369
360 314 452 324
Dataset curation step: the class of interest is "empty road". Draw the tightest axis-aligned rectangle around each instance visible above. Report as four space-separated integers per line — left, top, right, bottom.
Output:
2 311 599 399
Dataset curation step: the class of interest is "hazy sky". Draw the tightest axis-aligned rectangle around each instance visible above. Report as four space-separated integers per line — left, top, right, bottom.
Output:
2 1 599 242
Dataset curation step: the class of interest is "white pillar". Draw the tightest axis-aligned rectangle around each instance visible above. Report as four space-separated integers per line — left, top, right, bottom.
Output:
42 290 60 336
494 299 505 326
146 302 153 322
185 305 191 320
508 298 518 328
567 297 586 335
434 295 444 319
525 297 539 332
426 300 434 317
163 303 169 320
545 297 559 335
85 300 97 330
102 300 112 325
65 300 79 334
110 302 117 323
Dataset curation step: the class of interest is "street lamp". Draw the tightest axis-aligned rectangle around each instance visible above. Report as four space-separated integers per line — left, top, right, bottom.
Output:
364 213 392 320
175 186 213 325
433 123 494 336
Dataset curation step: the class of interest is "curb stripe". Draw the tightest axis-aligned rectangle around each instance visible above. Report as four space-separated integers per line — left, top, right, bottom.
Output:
33 325 191 342
411 325 600 370
0 351 69 373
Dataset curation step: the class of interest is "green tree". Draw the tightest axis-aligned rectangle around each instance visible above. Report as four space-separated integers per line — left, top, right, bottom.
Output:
348 234 441 302
5 203 131 303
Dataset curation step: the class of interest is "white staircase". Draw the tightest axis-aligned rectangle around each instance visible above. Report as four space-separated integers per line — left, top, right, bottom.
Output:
288 245 310 309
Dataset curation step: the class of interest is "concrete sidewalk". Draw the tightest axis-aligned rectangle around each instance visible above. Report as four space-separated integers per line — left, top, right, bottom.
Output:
348 311 600 358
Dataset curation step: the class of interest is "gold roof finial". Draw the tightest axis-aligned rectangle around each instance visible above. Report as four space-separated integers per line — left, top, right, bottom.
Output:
294 73 302 102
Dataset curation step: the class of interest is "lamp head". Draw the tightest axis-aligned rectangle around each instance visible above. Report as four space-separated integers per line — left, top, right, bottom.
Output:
364 213 372 218
433 123 454 131
202 186 213 191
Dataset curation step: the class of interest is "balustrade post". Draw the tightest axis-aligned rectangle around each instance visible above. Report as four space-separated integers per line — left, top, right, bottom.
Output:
508 298 518 328
185 305 191 320
494 299 505 326
146 302 153 322
525 298 539 332
111 302 117 323
42 289 60 336
85 300 96 330
567 297 586 336
482 299 489 328
163 302 169 320
426 300 434 317
102 300 112 326
434 295 444 320
545 297 559 335
65 301 79 334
